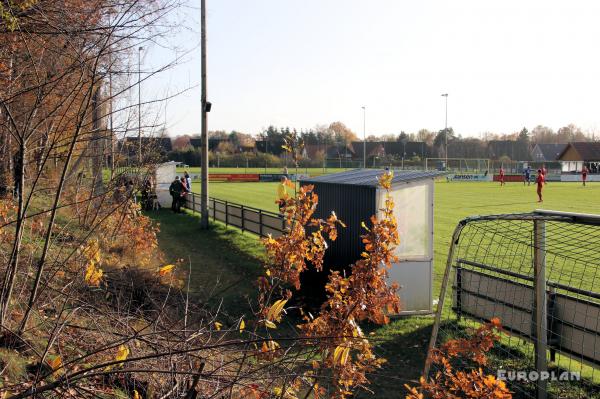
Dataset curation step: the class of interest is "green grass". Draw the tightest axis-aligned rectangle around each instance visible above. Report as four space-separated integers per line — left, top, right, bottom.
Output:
192 180 600 295
178 166 349 176
152 180 600 397
147 209 265 319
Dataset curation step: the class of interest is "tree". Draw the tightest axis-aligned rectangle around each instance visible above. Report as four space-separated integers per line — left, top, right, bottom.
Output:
518 127 529 143
530 125 555 144
329 121 358 146
557 124 586 143
172 134 191 150
434 127 455 157
417 129 435 146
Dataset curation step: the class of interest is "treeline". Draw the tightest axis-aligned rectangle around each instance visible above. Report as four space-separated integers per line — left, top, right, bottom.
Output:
167 123 596 166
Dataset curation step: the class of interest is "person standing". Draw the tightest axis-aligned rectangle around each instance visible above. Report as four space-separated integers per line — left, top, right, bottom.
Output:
179 176 189 211
582 165 588 187
276 175 289 214
184 170 192 191
524 166 531 186
541 164 548 185
499 166 505 186
169 177 182 213
536 169 545 202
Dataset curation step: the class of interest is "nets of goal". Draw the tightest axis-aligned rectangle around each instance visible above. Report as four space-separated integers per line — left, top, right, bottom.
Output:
426 210 600 399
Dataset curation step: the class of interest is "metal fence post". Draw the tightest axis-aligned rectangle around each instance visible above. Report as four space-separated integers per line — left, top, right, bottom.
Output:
241 205 245 232
259 209 263 237
212 198 216 220
456 265 462 321
225 201 229 227
533 219 548 399
192 193 196 212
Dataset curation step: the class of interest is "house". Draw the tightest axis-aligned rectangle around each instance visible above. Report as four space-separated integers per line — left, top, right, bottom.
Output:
557 142 600 173
487 140 531 161
381 141 430 159
530 144 568 162
350 142 385 161
255 140 285 156
326 144 355 159
121 137 172 159
301 144 328 160
189 138 227 152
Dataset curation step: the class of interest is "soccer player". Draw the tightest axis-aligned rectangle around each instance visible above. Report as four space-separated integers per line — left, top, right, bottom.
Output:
582 165 588 186
536 169 544 202
499 166 505 186
524 165 531 186
541 164 548 185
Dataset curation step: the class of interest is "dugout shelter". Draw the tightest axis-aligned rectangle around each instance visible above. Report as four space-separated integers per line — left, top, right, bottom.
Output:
154 161 177 207
300 169 444 315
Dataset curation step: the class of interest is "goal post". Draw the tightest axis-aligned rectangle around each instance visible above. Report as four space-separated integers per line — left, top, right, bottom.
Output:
426 210 600 399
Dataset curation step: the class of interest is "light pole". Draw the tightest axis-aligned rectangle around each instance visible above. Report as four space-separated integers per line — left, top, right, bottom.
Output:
200 0 210 229
362 106 366 169
138 46 143 165
441 93 448 169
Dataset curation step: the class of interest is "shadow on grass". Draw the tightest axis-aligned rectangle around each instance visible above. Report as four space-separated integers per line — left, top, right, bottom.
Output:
145 208 265 319
355 316 434 398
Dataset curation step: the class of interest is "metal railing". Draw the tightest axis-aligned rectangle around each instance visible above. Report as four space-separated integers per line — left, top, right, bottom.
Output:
183 192 285 238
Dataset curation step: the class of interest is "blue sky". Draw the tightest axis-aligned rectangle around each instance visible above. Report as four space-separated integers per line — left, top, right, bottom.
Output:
143 0 600 138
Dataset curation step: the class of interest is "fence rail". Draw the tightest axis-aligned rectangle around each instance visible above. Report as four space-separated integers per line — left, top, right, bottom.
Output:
183 192 285 238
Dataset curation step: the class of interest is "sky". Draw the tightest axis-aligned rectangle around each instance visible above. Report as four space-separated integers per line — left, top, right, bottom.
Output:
143 0 600 138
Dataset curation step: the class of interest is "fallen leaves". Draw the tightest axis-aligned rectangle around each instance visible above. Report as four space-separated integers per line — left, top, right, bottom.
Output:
158 264 175 276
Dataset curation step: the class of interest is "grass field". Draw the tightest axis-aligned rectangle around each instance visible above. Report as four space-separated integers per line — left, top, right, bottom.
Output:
155 179 600 397
192 179 600 292
177 166 350 176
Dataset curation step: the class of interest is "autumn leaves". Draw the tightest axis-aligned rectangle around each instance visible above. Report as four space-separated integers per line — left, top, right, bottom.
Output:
256 171 401 398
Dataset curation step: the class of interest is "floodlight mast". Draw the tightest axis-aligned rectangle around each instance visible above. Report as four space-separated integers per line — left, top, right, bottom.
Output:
362 106 366 169
200 0 209 229
441 93 448 169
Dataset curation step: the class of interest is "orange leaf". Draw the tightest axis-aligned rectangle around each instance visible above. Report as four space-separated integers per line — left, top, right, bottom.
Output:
158 264 175 276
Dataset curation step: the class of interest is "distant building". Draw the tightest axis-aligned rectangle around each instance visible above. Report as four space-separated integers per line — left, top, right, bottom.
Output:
301 144 328 160
380 141 430 159
326 144 355 159
189 138 226 152
350 142 385 161
487 140 531 161
255 140 285 156
530 143 568 162
558 142 600 173
349 141 430 160
122 137 172 160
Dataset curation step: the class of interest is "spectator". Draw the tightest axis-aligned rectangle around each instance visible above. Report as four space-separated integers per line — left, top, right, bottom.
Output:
169 176 182 213
184 170 192 191
179 177 189 211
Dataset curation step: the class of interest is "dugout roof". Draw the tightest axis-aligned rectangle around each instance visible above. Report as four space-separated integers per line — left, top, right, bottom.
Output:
300 169 446 187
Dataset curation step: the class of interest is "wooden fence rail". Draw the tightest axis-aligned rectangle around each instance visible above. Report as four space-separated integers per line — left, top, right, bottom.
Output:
183 192 285 238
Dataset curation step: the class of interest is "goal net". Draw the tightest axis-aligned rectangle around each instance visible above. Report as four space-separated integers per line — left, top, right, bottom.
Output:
427 210 600 398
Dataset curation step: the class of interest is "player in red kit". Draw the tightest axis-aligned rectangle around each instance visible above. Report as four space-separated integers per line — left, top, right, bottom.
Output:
499 167 505 186
582 165 588 187
536 169 544 202
541 164 548 185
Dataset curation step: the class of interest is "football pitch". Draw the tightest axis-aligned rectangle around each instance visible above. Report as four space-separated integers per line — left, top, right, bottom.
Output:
192 179 600 293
